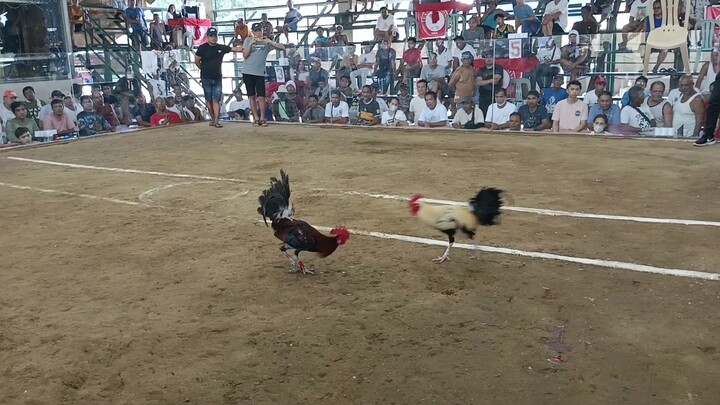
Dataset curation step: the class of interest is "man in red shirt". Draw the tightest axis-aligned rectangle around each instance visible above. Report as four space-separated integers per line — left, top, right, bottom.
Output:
92 93 120 128
398 37 422 86
150 97 182 126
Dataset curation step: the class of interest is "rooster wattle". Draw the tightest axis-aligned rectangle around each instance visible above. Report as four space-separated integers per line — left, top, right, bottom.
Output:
409 188 504 262
258 170 350 274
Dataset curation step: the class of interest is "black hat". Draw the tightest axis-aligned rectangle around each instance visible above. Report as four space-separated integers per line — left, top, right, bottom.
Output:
208 27 218 37
251 22 262 32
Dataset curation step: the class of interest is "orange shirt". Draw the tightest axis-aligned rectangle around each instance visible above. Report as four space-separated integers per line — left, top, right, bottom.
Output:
235 25 249 40
70 5 83 22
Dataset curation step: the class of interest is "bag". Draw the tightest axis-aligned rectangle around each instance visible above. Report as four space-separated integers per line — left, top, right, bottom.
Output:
462 107 483 129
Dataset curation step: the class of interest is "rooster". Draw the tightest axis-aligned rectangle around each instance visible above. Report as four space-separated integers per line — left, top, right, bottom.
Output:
258 170 350 274
409 188 504 262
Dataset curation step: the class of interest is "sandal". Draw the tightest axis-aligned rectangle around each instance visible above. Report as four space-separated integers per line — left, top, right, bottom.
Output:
214 122 223 128
259 120 268 127
253 120 260 126
209 121 215 126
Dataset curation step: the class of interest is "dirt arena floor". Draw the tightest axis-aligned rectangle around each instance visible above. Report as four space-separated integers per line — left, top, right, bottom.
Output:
2 123 720 404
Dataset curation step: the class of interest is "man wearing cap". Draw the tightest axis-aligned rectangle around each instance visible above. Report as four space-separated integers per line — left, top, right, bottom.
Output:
559 30 588 81
452 97 484 129
243 22 285 127
541 75 568 120
195 26 243 128
583 76 608 107
0 90 18 127
451 35 476 71
272 85 300 122
450 52 476 106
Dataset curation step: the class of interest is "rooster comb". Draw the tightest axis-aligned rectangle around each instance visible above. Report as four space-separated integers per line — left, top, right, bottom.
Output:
330 227 350 244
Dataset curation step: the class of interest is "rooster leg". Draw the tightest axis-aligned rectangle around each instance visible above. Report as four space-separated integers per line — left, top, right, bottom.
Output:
295 250 314 275
280 244 300 271
433 232 455 263
469 243 481 260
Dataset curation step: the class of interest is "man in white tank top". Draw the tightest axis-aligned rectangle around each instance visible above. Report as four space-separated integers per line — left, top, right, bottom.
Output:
672 76 704 138
644 81 672 127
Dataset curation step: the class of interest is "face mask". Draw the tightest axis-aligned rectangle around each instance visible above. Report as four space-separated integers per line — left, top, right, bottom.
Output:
388 105 398 112
593 124 605 133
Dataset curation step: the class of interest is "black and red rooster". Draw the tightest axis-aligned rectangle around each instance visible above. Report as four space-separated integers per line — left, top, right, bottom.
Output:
258 170 350 274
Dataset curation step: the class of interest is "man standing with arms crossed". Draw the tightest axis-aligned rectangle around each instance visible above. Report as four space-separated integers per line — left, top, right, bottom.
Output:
195 27 243 128
243 23 285 127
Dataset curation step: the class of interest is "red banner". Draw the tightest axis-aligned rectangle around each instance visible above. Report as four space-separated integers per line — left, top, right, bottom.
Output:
416 1 472 40
473 57 539 78
168 18 212 46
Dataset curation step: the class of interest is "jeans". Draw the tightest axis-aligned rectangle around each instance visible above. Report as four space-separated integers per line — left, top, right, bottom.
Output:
201 79 223 101
376 70 393 94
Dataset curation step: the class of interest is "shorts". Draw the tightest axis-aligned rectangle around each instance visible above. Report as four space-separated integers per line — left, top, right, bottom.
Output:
202 78 223 102
243 74 266 97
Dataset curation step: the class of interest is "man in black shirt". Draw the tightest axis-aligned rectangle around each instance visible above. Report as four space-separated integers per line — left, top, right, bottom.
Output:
475 53 506 115
355 85 381 126
194 27 242 127
131 93 156 127
571 6 599 35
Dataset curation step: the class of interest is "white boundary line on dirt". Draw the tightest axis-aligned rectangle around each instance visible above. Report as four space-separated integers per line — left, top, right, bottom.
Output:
333 190 720 228
5 157 246 183
0 182 164 208
314 227 720 281
3 181 717 281
11 155 718 228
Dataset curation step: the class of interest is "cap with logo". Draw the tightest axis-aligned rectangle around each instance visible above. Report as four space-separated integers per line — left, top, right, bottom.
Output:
461 51 473 61
3 90 17 98
208 27 218 37
251 22 262 32
595 76 608 84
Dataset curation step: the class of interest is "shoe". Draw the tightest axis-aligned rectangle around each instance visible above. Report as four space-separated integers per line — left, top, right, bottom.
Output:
694 136 716 146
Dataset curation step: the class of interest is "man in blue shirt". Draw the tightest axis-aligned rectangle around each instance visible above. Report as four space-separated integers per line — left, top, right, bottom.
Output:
541 75 568 119
125 0 147 51
587 91 621 130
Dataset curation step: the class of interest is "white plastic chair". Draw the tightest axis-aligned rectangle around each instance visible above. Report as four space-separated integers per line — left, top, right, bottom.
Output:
643 0 692 75
693 19 720 73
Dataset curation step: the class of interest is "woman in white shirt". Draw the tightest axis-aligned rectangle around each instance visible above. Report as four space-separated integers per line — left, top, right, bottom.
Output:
381 97 408 126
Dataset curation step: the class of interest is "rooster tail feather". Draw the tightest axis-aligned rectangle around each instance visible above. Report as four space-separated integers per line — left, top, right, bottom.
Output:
257 170 293 226
470 187 503 226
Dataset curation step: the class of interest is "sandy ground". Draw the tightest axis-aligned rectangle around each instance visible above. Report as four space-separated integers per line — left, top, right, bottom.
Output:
1 123 719 404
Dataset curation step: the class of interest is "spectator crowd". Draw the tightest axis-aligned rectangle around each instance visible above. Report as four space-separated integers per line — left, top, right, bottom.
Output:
5 0 715 147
